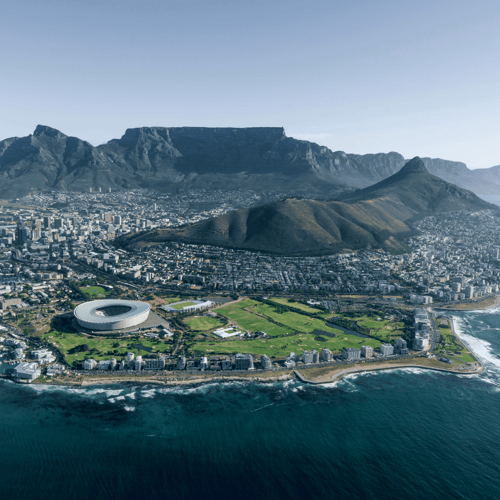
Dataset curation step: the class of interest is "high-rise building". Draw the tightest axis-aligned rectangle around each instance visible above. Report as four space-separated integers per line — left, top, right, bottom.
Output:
176 355 186 370
144 357 166 370
199 357 208 370
380 344 394 356
395 338 409 355
134 356 143 371
342 348 361 361
319 348 333 362
302 350 319 364
53 218 63 229
16 222 30 246
260 354 272 370
361 346 373 358
127 352 135 368
83 359 97 370
235 353 254 370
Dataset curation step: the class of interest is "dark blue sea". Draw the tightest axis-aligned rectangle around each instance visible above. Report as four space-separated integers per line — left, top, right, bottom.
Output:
1 310 500 500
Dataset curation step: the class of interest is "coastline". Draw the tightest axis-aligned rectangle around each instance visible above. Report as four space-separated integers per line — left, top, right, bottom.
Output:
4 305 496 390
295 357 484 385
33 371 295 388
433 294 500 312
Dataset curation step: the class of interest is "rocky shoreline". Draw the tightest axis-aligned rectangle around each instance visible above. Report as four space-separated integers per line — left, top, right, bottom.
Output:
294 361 484 385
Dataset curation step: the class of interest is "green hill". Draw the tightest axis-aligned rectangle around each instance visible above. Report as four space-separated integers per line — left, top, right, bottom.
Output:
115 157 496 256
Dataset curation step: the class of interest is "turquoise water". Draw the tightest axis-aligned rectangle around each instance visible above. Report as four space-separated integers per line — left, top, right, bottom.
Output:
1 310 500 500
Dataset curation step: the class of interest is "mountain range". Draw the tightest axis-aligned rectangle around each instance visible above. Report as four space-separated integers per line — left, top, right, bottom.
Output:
0 125 499 199
115 158 496 256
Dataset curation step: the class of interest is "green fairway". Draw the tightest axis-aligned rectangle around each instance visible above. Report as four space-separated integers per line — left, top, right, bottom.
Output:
268 297 322 314
356 316 405 342
216 299 290 336
169 301 198 310
334 313 405 343
79 286 109 299
216 299 341 337
191 332 381 358
184 316 224 331
251 302 342 335
42 325 171 366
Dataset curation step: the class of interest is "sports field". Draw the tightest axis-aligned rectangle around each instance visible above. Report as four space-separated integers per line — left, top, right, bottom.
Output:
79 286 109 299
170 301 198 310
184 316 223 331
192 332 381 358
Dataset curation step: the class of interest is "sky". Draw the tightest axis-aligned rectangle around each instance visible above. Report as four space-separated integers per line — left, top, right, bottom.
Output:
1 0 499 169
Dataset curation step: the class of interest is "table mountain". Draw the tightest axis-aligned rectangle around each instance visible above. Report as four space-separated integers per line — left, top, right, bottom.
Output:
0 125 499 199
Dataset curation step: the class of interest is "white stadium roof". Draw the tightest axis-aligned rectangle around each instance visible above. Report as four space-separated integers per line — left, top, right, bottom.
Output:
74 299 151 331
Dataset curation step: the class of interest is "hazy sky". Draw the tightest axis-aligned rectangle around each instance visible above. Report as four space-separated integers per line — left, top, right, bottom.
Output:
1 0 499 169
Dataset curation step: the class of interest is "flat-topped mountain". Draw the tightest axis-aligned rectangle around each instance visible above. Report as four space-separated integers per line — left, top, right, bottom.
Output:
0 125 499 198
116 157 496 256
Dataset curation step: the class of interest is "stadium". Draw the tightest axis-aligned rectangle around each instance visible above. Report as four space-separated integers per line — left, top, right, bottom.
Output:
74 299 151 331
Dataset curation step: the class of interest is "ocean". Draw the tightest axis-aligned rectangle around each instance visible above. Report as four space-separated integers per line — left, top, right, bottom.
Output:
1 310 500 500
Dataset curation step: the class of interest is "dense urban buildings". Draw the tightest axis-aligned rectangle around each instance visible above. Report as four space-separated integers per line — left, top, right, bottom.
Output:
0 189 494 381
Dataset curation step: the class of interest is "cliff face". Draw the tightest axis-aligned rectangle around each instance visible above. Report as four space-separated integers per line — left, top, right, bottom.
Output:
0 125 498 198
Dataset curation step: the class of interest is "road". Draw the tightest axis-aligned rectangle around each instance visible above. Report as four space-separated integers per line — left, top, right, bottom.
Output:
426 308 440 350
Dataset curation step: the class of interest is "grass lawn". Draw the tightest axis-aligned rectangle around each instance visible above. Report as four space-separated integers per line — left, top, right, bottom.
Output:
216 299 341 337
338 313 405 343
162 296 183 304
42 326 172 366
297 356 469 383
268 298 322 314
436 327 476 363
251 303 342 335
169 301 198 310
184 316 224 331
79 286 109 299
191 332 381 358
216 299 290 336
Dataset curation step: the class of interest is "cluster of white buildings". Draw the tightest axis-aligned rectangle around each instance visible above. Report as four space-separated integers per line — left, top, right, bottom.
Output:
81 351 275 373
413 308 432 351
212 327 242 338
1 332 59 382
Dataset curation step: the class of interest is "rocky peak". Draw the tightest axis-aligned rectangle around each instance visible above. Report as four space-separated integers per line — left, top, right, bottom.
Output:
33 125 67 139
398 157 429 175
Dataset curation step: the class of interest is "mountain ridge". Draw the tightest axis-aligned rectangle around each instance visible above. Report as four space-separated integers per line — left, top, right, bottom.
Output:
0 125 499 199
115 157 497 256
